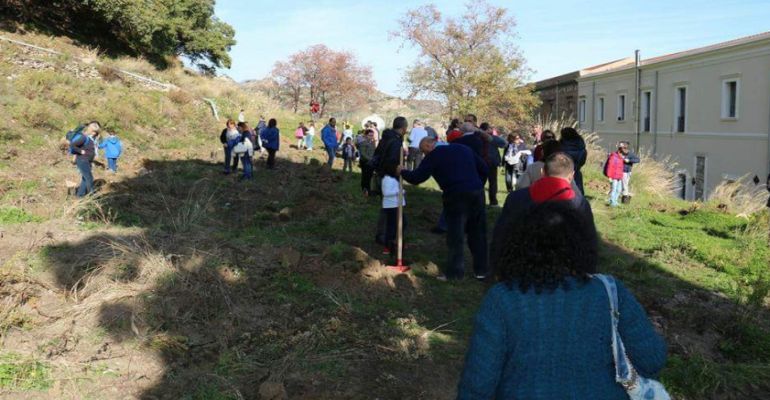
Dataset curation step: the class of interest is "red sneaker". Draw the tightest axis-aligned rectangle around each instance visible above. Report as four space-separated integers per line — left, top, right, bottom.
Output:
382 247 391 255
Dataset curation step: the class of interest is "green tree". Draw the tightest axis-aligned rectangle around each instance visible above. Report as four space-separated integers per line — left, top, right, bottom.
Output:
392 1 539 127
2 0 235 70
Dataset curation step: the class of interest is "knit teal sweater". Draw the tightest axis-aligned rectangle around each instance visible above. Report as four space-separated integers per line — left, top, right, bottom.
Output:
457 276 667 399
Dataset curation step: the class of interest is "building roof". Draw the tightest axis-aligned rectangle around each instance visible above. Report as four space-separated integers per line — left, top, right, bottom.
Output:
581 31 770 78
534 57 634 90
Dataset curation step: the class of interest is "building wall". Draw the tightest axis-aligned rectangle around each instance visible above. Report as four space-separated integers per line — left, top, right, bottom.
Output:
578 42 770 200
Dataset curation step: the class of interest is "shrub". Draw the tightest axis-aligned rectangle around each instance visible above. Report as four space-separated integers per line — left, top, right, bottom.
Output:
168 90 193 105
709 176 768 216
96 64 122 82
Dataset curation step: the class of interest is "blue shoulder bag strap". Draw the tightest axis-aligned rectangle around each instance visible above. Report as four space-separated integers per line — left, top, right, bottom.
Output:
595 274 635 385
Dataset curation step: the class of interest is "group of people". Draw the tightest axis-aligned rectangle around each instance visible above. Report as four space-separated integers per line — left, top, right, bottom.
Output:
219 115 280 178
65 121 124 197
61 110 671 397
352 114 667 398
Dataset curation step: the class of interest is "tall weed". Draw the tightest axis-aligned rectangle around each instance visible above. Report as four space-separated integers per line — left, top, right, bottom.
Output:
709 176 768 216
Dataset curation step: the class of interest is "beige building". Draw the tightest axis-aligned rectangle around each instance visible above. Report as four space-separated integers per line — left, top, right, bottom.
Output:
534 58 634 122
577 32 770 201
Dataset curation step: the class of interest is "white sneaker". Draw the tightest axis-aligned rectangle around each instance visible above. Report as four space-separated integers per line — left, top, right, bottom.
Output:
436 275 448 282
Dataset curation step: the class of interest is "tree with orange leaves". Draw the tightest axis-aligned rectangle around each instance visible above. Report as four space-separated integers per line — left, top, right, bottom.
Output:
271 45 375 118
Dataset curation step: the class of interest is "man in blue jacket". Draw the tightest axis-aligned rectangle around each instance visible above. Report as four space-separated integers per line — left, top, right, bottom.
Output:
259 118 280 169
398 137 489 281
321 118 338 167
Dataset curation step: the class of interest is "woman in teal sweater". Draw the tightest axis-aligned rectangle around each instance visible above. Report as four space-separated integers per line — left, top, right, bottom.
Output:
457 202 667 399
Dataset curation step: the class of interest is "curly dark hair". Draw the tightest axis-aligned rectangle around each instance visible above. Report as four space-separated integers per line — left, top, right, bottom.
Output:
496 201 598 293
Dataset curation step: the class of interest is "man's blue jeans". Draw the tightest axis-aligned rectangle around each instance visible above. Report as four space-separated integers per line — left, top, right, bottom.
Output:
76 158 94 197
609 179 622 206
326 147 336 167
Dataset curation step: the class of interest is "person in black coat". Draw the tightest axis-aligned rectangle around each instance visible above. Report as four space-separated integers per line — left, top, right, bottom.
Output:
372 117 408 178
489 152 596 272
559 127 588 195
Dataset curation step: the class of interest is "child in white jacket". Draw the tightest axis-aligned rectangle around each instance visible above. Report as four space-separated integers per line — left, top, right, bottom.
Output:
381 175 406 255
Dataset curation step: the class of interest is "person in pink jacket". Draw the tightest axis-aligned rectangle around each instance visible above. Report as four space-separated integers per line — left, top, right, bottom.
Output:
604 144 626 207
295 122 307 150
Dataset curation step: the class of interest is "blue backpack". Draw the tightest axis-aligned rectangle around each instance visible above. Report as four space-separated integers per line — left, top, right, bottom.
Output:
65 126 88 155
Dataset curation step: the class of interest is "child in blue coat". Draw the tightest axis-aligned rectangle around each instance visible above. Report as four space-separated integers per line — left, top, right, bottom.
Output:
98 131 123 173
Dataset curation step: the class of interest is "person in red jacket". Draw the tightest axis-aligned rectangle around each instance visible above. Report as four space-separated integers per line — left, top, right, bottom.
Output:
604 144 625 207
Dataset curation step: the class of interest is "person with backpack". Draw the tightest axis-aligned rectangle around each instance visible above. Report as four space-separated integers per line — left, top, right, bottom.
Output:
219 119 240 174
68 121 101 197
98 130 123 173
260 118 280 170
358 129 376 196
618 141 640 204
341 137 355 173
457 201 666 399
604 143 626 207
516 140 577 191
235 122 256 180
322 118 338 167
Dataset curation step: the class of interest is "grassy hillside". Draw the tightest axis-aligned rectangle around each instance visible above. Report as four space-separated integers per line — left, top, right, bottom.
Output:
1 30 770 400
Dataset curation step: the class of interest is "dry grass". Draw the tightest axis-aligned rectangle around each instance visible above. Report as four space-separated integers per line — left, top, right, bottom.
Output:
631 152 679 198
709 176 769 217
533 114 578 135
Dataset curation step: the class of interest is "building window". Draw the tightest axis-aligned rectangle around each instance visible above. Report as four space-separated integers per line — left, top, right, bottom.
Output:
597 97 605 122
617 94 626 121
578 98 586 122
675 87 687 132
642 91 652 132
722 79 739 119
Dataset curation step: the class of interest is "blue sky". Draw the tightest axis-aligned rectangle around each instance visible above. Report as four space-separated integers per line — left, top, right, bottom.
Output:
216 0 770 96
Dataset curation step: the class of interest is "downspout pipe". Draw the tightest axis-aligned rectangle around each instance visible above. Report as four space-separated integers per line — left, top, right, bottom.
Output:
653 70 659 158
634 50 641 152
590 80 596 132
